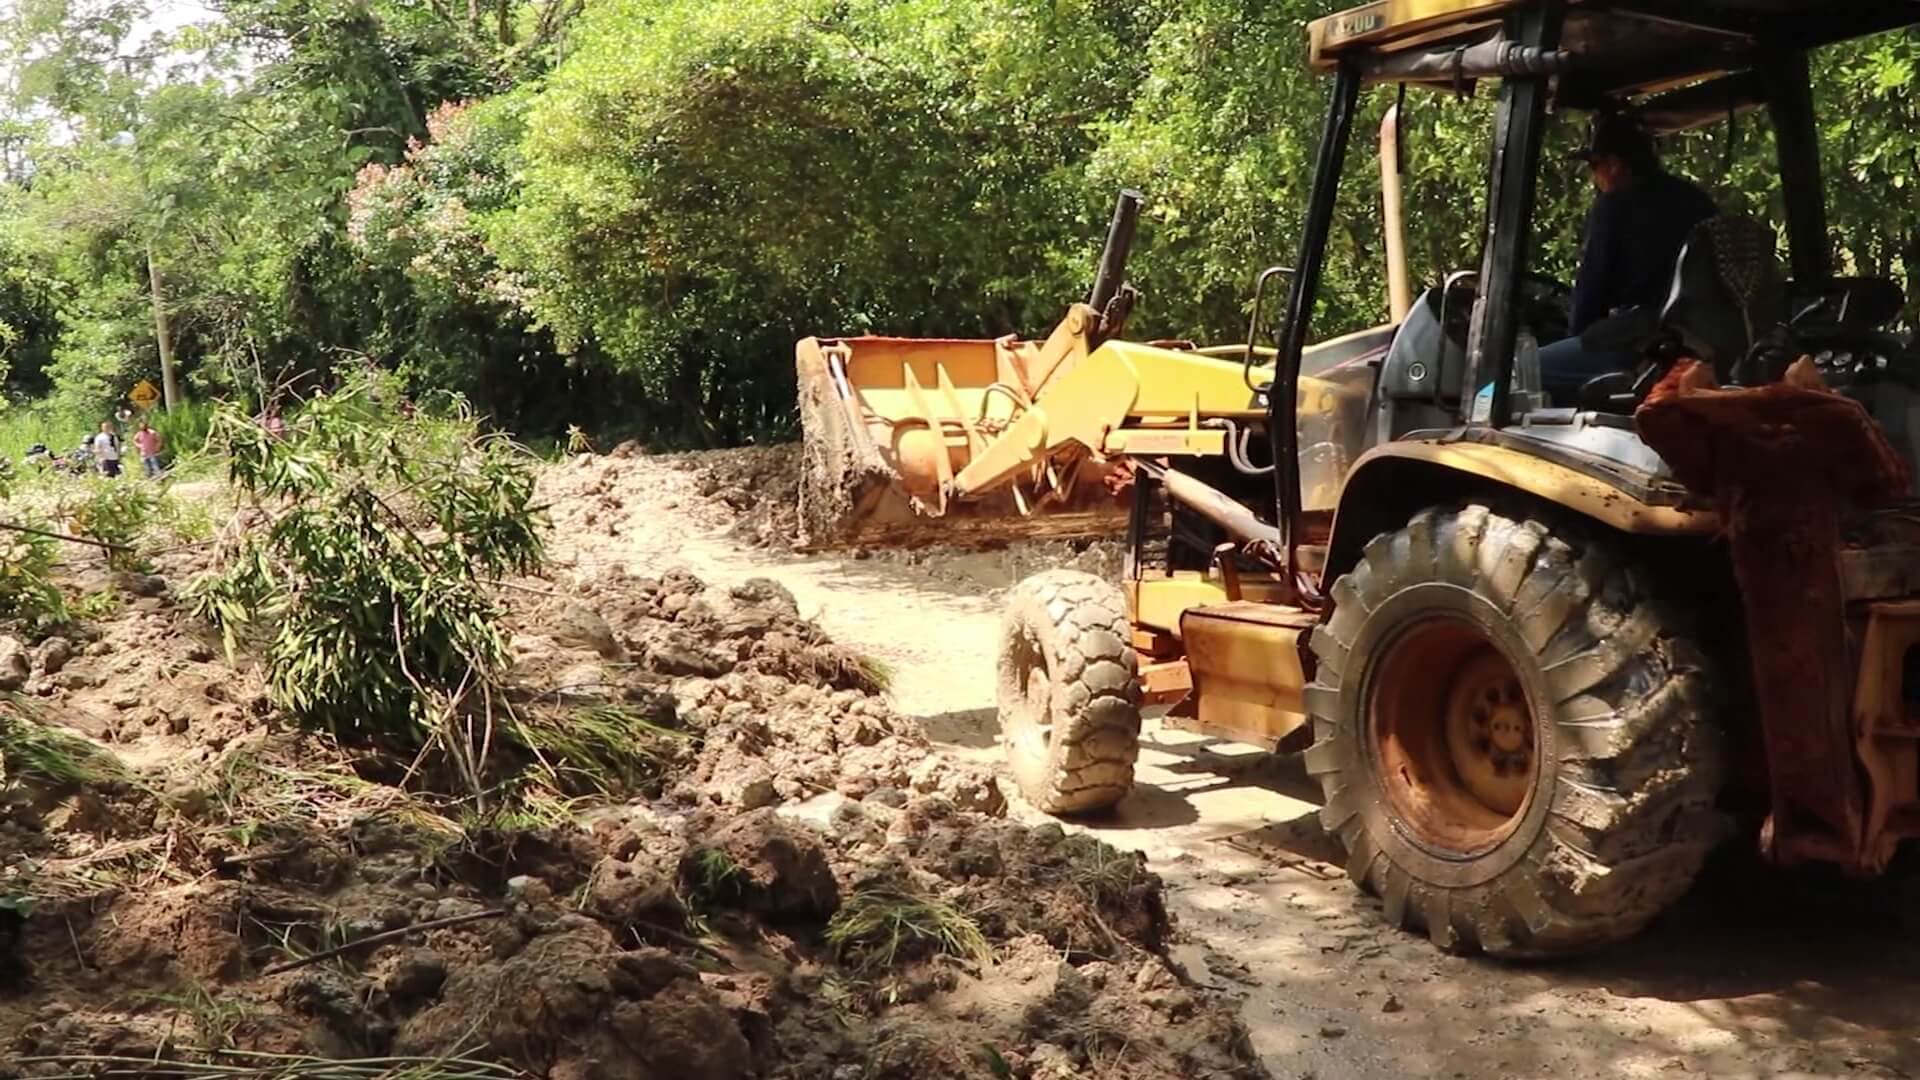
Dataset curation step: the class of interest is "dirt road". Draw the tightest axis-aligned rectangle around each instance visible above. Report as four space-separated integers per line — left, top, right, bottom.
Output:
559 451 1920 1080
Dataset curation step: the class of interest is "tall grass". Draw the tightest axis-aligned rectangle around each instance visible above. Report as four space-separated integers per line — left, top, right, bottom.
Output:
148 401 218 460
0 407 92 464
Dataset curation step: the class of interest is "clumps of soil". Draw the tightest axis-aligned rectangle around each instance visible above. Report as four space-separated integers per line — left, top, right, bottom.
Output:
670 445 803 550
1 553 1265 1080
0 545 263 761
543 442 1127 577
505 565 973 811
540 443 803 553
891 801 1170 957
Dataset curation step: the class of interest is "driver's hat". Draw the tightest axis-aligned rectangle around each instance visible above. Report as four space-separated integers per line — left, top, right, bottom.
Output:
1573 111 1657 168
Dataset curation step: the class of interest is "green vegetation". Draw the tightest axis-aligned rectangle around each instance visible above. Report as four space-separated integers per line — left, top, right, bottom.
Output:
0 526 65 626
506 703 685 796
1 1 1917 450
66 478 159 569
149 401 215 457
0 707 126 787
189 372 544 745
686 848 744 908
825 883 990 973
138 981 257 1052
0 409 91 466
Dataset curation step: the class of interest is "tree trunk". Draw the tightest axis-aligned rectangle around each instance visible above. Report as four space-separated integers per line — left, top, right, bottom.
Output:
147 245 181 412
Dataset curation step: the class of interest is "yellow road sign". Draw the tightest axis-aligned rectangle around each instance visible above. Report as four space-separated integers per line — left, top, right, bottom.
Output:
128 380 160 409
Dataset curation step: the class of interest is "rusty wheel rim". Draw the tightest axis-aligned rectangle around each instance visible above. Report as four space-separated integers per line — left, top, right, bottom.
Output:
1443 650 1534 818
1367 617 1538 856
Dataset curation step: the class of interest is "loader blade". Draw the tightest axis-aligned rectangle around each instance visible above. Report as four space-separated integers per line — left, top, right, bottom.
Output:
796 335 1128 551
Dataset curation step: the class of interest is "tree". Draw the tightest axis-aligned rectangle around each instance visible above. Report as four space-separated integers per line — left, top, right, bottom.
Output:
482 0 1167 444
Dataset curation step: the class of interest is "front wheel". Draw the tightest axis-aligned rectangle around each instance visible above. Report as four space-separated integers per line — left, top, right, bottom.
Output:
1305 504 1725 957
997 570 1141 814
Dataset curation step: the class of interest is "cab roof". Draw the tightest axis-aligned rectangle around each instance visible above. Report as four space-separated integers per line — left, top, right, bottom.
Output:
1309 0 1920 103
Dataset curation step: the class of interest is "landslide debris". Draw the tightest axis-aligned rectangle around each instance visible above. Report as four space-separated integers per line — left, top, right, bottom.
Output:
1 513 1263 1080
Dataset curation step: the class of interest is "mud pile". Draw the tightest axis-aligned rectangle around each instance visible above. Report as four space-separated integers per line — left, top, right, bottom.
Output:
670 445 803 550
543 444 1130 574
0 548 1265 1079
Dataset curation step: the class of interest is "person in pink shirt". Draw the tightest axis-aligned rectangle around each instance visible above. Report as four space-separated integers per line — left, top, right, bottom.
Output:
134 420 165 478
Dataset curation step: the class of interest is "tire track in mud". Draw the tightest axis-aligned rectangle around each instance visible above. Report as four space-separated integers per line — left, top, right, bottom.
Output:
552 451 1920 1080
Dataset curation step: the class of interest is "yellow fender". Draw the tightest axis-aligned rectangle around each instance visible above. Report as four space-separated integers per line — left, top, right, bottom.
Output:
1324 439 1718 583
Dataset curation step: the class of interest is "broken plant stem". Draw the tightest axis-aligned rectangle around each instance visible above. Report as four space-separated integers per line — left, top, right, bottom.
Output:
631 923 732 964
258 908 506 975
214 843 310 869
0 519 133 552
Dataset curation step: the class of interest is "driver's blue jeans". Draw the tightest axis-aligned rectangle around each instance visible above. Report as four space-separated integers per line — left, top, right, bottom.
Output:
1539 336 1638 405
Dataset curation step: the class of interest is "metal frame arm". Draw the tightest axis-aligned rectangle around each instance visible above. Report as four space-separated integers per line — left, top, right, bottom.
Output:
1462 2 1564 428
1269 61 1363 605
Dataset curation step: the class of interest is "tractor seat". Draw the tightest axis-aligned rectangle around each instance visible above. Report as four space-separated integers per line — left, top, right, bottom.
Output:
1658 214 1787 383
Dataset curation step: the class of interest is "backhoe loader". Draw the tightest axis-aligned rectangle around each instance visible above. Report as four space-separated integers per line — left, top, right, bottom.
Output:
797 0 1920 957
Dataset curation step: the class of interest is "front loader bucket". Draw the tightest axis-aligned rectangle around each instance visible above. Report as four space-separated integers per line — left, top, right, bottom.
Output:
796 335 1128 550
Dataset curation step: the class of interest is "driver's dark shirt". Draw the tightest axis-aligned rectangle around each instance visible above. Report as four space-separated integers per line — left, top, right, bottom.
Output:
1570 169 1718 334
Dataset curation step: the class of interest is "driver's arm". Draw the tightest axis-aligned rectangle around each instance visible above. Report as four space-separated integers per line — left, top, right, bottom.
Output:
1569 194 1621 334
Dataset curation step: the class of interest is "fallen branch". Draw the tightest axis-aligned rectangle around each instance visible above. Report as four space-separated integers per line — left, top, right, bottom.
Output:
0 519 133 552
259 908 505 975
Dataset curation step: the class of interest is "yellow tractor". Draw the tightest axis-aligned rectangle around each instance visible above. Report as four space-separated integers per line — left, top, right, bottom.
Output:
798 0 1920 956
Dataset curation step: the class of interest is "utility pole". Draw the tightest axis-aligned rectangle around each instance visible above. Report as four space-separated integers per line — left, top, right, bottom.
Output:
119 50 180 414
147 245 180 411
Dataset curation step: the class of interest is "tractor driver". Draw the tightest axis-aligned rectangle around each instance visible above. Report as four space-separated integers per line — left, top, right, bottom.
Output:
1538 113 1718 403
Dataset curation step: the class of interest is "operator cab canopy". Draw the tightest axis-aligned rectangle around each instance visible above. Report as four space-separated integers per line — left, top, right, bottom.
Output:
1310 0 1918 91
1311 0 1920 279
1308 0 1920 405
1282 0 1920 522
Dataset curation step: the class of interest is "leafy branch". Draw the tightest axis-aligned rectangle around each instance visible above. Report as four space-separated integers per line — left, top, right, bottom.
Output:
189 372 544 750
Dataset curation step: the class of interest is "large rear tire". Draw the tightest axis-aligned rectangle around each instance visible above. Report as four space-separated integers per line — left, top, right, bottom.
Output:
1305 504 1725 957
998 571 1141 814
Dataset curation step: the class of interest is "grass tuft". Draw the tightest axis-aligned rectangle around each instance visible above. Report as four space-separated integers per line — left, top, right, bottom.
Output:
137 980 257 1051
0 708 127 787
505 703 683 796
200 741 465 856
686 848 742 907
1060 833 1148 907
825 884 988 973
852 653 894 693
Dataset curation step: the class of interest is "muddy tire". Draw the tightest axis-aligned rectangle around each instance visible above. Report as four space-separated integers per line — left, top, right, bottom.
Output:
998 570 1141 814
1305 504 1724 957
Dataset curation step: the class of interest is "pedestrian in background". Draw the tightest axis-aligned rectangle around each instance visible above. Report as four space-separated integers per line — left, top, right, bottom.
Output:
134 420 165 478
90 421 122 478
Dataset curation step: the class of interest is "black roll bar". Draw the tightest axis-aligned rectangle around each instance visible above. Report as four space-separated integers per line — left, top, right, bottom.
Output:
1268 60 1361 609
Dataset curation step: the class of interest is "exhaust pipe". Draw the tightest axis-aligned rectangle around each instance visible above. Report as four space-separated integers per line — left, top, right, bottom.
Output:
1380 105 1411 323
1088 189 1145 321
